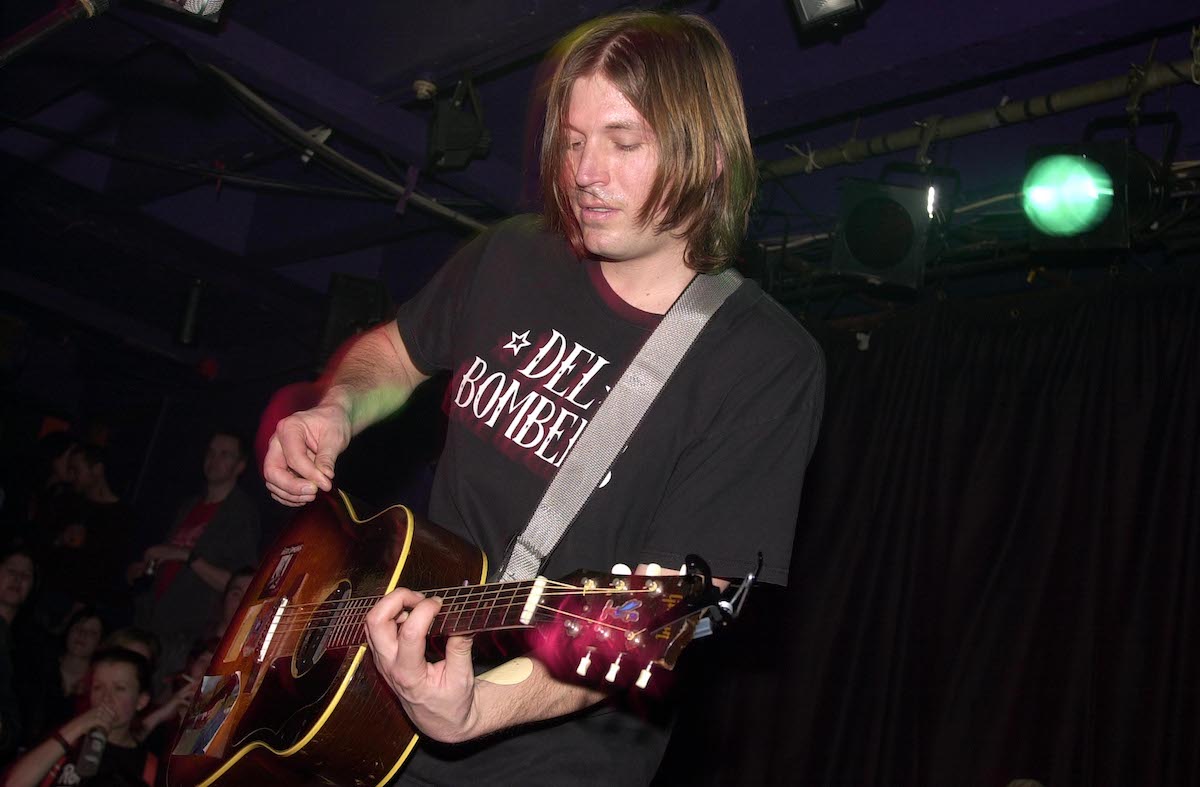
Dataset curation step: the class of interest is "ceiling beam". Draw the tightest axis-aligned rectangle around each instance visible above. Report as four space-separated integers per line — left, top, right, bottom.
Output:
111 11 522 213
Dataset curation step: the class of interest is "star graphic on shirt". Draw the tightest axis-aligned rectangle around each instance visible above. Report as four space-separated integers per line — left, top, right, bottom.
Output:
503 330 532 355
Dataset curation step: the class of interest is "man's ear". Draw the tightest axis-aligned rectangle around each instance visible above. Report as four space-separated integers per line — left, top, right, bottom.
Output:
137 692 151 712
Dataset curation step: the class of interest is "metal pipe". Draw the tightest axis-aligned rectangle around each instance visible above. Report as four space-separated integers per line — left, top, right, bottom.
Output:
762 58 1196 179
204 64 488 234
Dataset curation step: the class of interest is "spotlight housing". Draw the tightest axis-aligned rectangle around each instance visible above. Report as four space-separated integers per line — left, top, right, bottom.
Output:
790 0 864 30
1023 140 1166 251
831 179 932 289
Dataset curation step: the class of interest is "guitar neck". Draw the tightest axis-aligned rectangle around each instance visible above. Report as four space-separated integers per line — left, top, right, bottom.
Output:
301 578 551 650
424 577 551 637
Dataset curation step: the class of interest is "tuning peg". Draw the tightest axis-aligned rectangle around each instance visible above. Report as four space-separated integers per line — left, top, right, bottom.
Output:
610 563 632 576
605 654 624 683
636 663 653 689
576 648 594 677
644 563 662 576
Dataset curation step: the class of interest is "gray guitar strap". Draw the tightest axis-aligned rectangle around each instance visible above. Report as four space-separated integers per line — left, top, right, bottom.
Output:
496 268 744 581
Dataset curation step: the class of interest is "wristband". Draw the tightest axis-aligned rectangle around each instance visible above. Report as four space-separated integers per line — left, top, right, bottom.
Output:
52 730 70 752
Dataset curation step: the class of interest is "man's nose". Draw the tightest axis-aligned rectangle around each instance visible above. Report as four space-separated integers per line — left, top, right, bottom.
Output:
574 142 607 188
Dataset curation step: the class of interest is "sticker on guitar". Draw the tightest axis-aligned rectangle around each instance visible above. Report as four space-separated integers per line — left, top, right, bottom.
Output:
601 599 642 624
172 673 241 758
262 544 302 597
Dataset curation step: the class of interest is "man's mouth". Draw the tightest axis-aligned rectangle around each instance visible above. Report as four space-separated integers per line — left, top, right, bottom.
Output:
579 203 618 221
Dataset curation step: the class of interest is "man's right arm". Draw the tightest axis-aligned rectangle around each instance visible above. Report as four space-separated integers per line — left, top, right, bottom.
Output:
263 321 430 507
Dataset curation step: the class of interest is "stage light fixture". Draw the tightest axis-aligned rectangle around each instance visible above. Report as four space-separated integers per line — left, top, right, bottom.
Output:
427 79 491 172
790 0 864 30
1023 140 1166 251
831 179 932 289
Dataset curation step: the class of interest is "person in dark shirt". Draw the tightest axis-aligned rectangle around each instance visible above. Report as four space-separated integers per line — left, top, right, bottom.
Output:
130 430 259 687
17 607 105 748
5 648 157 787
263 10 825 785
0 544 36 759
37 445 138 629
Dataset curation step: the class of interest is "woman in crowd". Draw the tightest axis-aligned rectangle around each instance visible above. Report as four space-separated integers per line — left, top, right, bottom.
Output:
5 648 157 787
17 607 104 747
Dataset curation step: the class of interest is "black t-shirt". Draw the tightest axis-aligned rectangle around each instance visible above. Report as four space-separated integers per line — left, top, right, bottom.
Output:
393 215 825 784
43 739 155 787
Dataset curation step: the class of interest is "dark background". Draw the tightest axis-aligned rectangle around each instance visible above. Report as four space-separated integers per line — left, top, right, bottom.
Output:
2 1 1198 784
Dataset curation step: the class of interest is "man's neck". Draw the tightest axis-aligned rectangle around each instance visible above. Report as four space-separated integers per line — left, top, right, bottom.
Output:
205 479 236 504
0 604 15 624
599 255 695 315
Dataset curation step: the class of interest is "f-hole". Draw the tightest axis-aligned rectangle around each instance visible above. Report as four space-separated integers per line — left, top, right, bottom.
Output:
293 580 352 678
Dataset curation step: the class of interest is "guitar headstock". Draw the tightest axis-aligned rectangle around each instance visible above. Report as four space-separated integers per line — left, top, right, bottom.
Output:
527 564 722 691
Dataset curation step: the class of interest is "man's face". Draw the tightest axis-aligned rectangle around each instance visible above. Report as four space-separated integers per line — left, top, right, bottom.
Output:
204 434 245 486
0 554 33 610
565 74 688 269
89 661 149 728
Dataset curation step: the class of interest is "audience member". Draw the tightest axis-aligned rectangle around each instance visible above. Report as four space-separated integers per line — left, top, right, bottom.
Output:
37 445 138 629
1 433 79 549
4 648 157 787
97 628 159 681
131 430 259 685
16 606 104 748
137 636 218 760
0 544 36 759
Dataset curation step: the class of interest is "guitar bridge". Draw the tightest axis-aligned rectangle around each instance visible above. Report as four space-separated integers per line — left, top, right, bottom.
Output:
256 597 288 663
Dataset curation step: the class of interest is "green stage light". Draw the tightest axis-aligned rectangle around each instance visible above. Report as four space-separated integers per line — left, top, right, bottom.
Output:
1022 154 1114 237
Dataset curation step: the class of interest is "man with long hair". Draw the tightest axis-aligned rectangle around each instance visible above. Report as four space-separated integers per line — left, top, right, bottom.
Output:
264 10 824 784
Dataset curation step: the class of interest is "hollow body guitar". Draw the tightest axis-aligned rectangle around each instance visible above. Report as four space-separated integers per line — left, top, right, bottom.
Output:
166 490 716 787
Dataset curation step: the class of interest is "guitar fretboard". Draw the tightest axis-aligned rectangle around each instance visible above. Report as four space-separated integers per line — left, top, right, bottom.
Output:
273 578 552 647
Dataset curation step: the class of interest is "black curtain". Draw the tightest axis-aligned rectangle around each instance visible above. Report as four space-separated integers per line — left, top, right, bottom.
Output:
659 267 1200 787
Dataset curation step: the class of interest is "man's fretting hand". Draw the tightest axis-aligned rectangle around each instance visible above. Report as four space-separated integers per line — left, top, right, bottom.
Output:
364 588 482 744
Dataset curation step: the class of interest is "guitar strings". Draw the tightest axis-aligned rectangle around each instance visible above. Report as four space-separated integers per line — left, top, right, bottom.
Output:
268 589 665 636
270 583 671 623
266 591 654 640
268 587 670 637
277 579 569 612
266 601 636 645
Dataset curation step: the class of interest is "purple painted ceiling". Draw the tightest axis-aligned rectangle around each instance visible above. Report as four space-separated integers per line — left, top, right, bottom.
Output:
1 0 1198 392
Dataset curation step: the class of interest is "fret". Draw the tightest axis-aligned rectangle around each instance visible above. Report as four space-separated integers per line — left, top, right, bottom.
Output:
451 585 469 634
330 599 347 647
482 582 503 630
350 597 370 646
